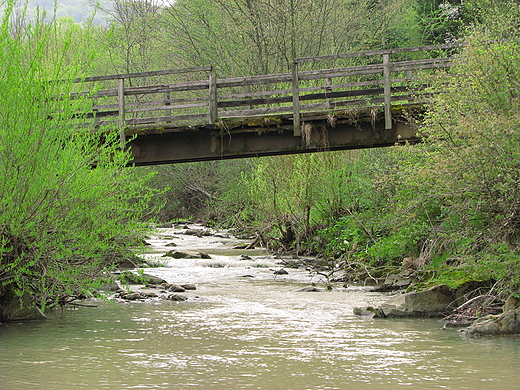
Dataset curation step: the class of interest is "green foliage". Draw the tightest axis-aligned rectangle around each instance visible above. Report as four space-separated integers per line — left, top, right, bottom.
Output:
0 2 156 305
96 0 169 74
388 18 520 289
235 152 362 250
414 0 466 44
163 0 420 75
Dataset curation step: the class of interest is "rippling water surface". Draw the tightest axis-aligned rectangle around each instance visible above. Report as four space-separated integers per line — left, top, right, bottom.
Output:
1 227 520 389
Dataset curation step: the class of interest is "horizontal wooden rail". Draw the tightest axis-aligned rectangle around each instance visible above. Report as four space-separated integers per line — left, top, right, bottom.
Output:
64 44 462 136
294 42 462 63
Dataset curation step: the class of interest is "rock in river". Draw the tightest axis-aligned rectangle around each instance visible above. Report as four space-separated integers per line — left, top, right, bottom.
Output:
165 283 186 293
355 284 454 318
167 294 188 301
0 285 46 322
460 309 520 336
118 272 167 285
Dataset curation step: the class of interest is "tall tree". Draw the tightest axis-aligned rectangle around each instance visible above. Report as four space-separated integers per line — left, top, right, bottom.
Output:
94 0 168 74
163 0 394 76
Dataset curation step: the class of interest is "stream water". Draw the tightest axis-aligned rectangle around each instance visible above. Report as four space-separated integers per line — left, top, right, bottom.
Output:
1 226 520 389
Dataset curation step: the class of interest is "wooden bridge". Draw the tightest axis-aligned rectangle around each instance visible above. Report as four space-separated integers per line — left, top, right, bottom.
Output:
72 43 460 165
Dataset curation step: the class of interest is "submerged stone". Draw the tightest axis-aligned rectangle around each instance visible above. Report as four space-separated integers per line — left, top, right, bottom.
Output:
120 292 144 300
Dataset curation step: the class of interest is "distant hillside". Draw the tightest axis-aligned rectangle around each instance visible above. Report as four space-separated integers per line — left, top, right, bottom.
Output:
16 0 107 24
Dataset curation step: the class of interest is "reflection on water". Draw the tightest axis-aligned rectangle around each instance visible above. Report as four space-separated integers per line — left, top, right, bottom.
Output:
1 228 520 389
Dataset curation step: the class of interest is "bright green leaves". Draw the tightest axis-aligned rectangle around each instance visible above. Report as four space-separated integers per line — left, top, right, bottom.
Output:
0 1 155 305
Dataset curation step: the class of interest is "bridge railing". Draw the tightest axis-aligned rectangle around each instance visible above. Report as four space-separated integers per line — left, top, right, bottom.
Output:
291 42 461 135
65 66 215 143
67 43 461 139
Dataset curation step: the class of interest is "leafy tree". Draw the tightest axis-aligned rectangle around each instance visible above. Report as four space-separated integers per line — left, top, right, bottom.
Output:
163 0 402 76
93 0 169 74
414 0 466 44
0 1 156 307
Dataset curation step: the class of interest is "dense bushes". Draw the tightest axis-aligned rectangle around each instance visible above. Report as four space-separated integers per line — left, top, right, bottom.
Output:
0 4 156 306
393 34 520 289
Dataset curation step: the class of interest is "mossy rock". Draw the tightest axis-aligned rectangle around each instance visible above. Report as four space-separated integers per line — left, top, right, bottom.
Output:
163 251 191 259
118 272 166 285
119 271 144 284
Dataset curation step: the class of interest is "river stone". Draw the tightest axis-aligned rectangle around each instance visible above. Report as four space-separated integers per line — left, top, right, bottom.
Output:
364 277 383 287
167 293 188 301
353 307 380 317
461 309 520 336
119 272 167 285
162 251 191 259
140 291 158 298
141 274 167 285
453 281 490 304
376 284 454 318
121 292 144 300
0 286 47 322
274 268 289 275
503 294 520 312
166 284 186 292
181 284 197 290
184 229 211 237
199 252 212 259
377 271 416 290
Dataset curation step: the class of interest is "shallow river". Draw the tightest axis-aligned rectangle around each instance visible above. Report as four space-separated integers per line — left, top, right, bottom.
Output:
1 226 520 389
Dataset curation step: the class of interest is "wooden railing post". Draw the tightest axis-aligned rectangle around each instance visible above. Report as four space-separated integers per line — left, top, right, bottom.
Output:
164 91 171 122
382 53 392 130
208 67 218 124
325 77 334 108
244 84 253 109
292 61 301 136
117 77 126 144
